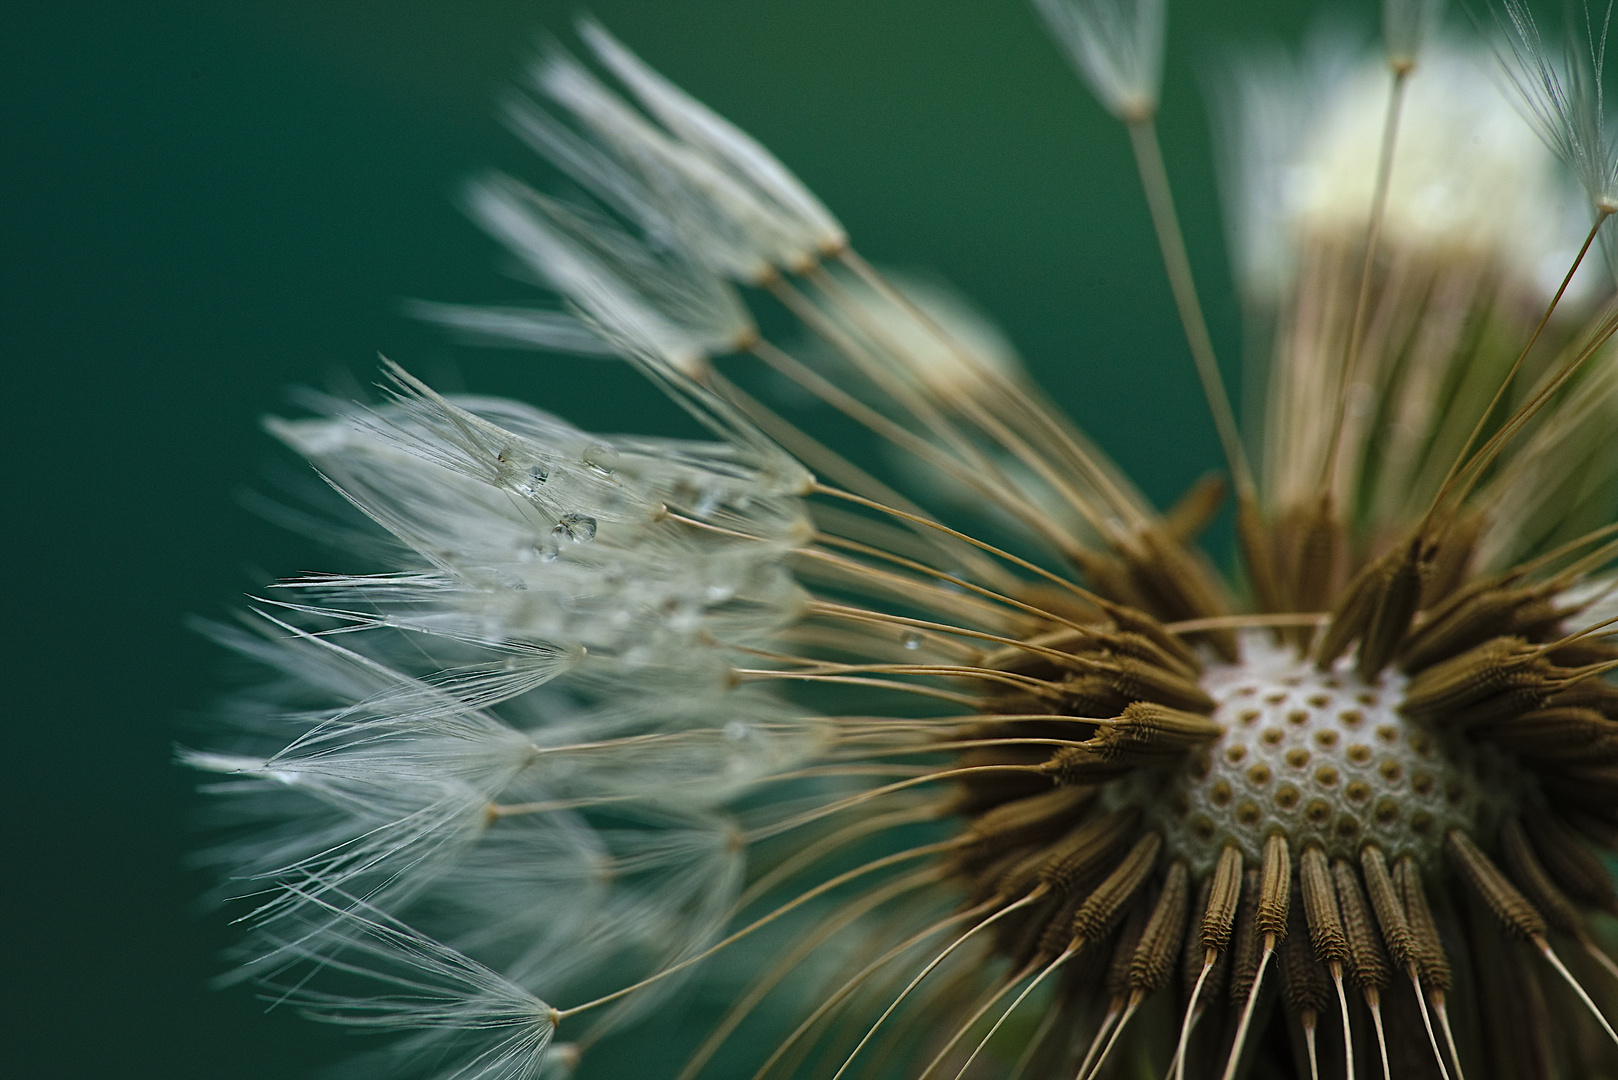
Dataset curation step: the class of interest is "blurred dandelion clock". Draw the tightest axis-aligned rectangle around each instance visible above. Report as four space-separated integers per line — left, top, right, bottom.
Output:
195 1 1618 1078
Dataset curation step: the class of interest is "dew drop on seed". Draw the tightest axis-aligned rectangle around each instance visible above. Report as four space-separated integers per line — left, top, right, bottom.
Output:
513 463 550 497
582 442 620 476
553 513 597 544
901 632 924 650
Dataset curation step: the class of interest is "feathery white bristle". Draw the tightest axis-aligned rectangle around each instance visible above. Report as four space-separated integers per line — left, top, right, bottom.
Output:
462 175 751 376
1495 0 1618 213
575 18 846 258
404 301 620 357
528 46 824 278
1032 0 1166 122
254 888 558 1080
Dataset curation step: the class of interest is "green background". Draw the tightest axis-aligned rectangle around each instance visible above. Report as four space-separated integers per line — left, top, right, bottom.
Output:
2 1 1399 1076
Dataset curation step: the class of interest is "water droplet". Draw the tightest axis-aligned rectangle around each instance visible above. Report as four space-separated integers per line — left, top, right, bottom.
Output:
705 583 735 603
582 442 620 477
511 461 551 497
724 720 749 741
536 537 560 563
552 513 597 544
901 632 924 650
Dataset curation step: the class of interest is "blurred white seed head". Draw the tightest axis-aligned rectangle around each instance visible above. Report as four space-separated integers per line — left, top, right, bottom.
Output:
1233 42 1582 298
1033 0 1167 122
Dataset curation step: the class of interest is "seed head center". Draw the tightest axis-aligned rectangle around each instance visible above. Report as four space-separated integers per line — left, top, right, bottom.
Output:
1129 635 1506 874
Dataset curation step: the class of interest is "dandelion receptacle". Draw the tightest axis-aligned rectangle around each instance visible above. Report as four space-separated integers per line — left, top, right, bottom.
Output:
193 2 1618 1078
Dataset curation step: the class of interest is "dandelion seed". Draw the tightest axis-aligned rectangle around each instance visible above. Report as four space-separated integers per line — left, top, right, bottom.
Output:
196 6 1618 1080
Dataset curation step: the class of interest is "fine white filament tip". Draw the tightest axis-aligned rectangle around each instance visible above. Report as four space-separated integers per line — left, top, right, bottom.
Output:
1077 994 1141 1080
1540 938 1618 1051
1072 1000 1122 1080
1409 970 1453 1080
1220 940 1275 1080
1333 972 1356 1080
1304 1015 1321 1080
951 947 1077 1080
1368 995 1392 1080
1431 992 1467 1080
1169 958 1214 1080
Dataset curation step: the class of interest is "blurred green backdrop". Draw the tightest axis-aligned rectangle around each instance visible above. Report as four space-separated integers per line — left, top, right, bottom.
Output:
2 1 1400 1076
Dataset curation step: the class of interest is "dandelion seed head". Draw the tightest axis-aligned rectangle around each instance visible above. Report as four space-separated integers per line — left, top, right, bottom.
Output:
195 6 1618 1079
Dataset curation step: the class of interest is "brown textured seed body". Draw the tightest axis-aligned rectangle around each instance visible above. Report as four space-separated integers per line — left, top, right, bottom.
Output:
1500 817 1584 935
1129 860 1190 991
1071 832 1162 943
1394 856 1451 991
1447 829 1549 941
1279 893 1331 1015
1332 857 1392 991
1300 846 1350 967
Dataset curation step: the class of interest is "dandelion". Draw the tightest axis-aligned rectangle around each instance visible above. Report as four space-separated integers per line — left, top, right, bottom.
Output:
195 4 1618 1079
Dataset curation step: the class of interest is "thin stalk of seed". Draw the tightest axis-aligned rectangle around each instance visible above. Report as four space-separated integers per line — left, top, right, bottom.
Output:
767 276 1086 538
699 367 1014 588
1442 296 1618 525
1222 835 1292 1080
946 944 1077 1080
1076 992 1141 1080
556 837 961 1020
1301 846 1354 1080
1278 892 1330 1080
1322 65 1410 500
750 337 1082 555
1447 828 1618 1050
812 889 1045 1080
1494 817 1618 987
800 532 1060 631
799 261 1122 533
1396 856 1465 1080
810 483 1122 614
673 867 934 1080
1004 1001 1060 1080
1085 899 1152 1080
1123 116 1255 502
1072 1004 1123 1080
735 894 1005 1080
1362 844 1450 1080
1171 844 1243 1080
1425 210 1613 533
911 957 1055 1080
834 244 1160 535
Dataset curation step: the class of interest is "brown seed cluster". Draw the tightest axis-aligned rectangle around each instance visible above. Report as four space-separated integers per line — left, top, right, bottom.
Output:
933 504 1618 1077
